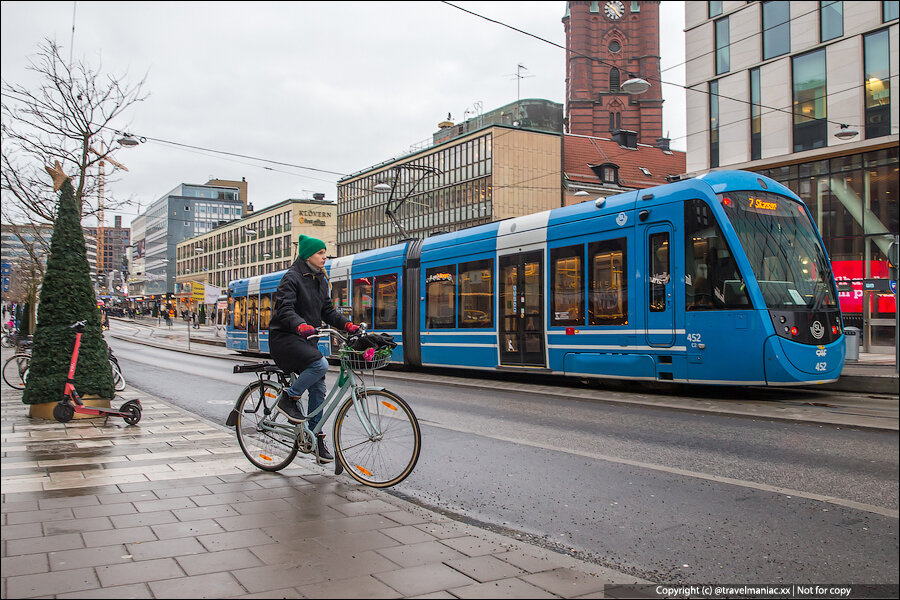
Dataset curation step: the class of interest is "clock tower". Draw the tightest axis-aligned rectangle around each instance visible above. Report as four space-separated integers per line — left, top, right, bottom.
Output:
563 0 664 143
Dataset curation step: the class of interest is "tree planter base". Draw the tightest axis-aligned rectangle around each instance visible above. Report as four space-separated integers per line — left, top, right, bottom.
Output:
29 396 111 420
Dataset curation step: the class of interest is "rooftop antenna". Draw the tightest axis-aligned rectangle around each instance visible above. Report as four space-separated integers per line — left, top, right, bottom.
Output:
507 64 533 125
69 1 77 66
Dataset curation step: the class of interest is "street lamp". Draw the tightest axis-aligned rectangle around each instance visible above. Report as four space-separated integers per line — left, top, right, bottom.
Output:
621 76 651 95
263 253 271 259
373 182 392 193
244 227 257 237
834 124 860 140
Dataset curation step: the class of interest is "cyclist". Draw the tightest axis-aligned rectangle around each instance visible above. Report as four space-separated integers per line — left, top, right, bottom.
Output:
269 234 359 463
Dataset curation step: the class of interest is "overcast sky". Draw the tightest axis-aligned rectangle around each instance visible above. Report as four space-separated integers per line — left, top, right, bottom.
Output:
1 1 686 227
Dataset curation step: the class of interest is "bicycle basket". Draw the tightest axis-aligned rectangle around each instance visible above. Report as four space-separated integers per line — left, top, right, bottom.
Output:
340 346 393 371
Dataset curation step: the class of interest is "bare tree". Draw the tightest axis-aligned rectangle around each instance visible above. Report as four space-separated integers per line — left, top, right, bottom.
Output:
1 38 148 225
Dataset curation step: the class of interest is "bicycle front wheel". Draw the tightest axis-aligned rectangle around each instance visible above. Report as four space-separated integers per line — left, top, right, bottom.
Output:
334 389 421 488
110 359 126 391
235 381 299 471
3 353 30 390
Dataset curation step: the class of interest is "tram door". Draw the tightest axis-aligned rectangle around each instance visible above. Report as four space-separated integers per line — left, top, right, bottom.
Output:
499 251 545 366
645 226 676 347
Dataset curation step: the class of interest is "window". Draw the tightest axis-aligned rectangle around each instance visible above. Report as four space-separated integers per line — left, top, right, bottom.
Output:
885 1 899 21
709 1 723 18
750 67 762 160
649 232 670 312
608 40 621 53
630 1 640 12
374 273 398 329
609 111 621 131
684 199 750 310
259 294 273 330
715 17 730 74
352 277 374 325
425 265 456 328
551 245 584 326
864 29 891 138
793 49 827 152
763 1 791 60
709 80 720 168
603 166 618 183
610 68 620 92
640 167 652 176
588 238 628 325
234 296 246 330
820 1 843 42
458 259 493 328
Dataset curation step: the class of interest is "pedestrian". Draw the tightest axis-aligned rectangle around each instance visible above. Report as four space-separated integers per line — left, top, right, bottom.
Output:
268 234 359 463
192 311 199 329
167 308 174 329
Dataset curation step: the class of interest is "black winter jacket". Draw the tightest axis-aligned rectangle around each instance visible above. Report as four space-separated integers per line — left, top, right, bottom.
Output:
269 257 348 335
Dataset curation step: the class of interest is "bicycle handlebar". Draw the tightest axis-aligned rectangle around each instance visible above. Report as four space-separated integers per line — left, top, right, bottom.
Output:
307 322 368 342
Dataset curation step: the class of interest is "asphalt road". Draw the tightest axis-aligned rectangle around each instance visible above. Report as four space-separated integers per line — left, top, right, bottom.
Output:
109 336 899 586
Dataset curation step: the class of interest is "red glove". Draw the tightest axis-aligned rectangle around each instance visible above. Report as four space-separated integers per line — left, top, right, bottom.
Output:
344 322 359 334
297 324 315 338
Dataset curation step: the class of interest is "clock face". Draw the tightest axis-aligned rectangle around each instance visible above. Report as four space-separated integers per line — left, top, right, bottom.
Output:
604 1 625 20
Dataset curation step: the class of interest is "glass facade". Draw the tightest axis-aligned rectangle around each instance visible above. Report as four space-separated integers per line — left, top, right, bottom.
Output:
792 49 827 152
715 17 730 75
820 1 843 42
338 133 493 255
750 68 761 161
763 1 791 60
755 147 899 349
864 29 892 139
709 80 720 168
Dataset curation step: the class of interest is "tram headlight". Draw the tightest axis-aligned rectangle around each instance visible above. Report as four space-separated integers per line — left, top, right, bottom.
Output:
832 325 839 335
790 326 799 336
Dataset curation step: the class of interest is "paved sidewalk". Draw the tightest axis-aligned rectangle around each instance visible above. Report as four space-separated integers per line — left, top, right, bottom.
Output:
1 375 649 599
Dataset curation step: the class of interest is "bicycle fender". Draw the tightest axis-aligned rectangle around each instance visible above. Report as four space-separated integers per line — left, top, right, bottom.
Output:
225 382 257 427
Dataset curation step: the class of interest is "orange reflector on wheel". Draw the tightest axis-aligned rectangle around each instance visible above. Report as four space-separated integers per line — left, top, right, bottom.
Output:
265 392 276 399
355 465 373 476
381 401 398 411
260 454 272 462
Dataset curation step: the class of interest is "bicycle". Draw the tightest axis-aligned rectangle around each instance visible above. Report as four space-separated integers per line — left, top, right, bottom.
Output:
3 342 126 392
2 341 32 390
226 325 421 488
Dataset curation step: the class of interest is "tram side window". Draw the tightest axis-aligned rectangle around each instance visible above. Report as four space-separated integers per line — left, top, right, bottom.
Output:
588 238 628 325
331 281 350 316
684 199 750 310
259 293 273 330
426 265 456 328
374 274 399 329
234 297 247 330
459 259 493 328
353 277 374 326
551 245 585 326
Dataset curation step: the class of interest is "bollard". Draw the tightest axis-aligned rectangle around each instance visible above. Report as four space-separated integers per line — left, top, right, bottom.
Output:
844 327 860 362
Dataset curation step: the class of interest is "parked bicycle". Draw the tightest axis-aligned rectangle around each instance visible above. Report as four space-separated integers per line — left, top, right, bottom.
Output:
227 324 421 488
3 337 125 392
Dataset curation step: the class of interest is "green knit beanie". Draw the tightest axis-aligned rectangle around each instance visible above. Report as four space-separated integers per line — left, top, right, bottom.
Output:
297 234 326 260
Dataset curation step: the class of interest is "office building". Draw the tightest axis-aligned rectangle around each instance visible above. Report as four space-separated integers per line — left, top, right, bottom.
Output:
684 0 899 352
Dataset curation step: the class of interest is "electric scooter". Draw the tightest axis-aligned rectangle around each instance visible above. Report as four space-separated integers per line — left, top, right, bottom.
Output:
53 320 142 424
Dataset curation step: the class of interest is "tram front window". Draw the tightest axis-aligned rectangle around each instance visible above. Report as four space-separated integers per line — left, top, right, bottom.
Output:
719 191 838 312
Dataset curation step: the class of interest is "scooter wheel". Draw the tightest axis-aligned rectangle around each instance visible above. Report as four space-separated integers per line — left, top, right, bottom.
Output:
53 403 75 423
121 402 141 425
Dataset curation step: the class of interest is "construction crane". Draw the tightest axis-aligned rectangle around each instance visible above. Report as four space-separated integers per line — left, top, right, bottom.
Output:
89 144 128 280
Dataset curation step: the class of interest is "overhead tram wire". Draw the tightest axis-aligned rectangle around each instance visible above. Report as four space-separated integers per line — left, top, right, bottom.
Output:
441 1 866 131
112 130 349 178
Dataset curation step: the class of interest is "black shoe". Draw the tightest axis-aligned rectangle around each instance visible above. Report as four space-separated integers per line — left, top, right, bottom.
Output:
316 433 334 463
276 393 306 423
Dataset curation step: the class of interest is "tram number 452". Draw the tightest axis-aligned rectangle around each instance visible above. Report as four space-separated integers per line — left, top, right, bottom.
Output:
815 362 828 371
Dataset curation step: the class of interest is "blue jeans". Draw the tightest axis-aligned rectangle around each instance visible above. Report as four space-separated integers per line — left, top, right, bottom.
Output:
285 357 329 432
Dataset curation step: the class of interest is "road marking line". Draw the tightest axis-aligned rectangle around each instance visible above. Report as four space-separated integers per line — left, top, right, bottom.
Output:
425 422 900 519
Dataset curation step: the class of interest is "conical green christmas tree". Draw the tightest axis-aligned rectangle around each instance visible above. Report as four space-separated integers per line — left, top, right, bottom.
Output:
22 177 114 404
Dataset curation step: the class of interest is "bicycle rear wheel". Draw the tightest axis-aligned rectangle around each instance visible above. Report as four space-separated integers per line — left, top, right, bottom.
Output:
235 381 299 471
3 353 30 390
333 388 421 488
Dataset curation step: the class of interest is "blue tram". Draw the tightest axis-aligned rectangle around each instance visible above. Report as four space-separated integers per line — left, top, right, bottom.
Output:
227 170 845 386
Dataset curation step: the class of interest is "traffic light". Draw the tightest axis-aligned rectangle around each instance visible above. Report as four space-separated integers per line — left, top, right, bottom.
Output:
889 240 899 282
